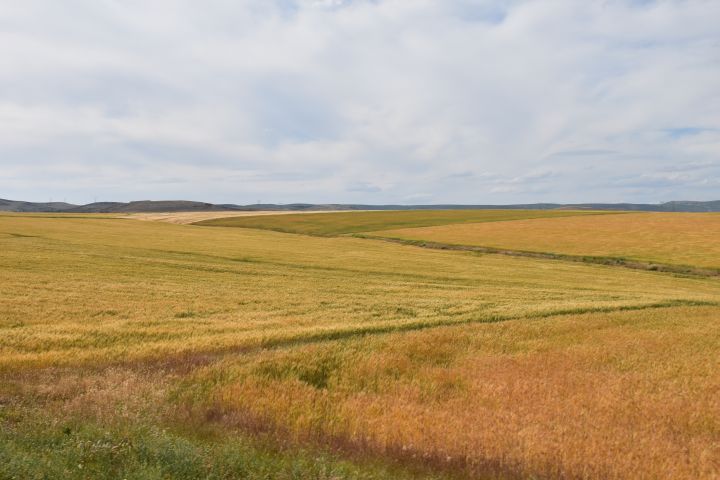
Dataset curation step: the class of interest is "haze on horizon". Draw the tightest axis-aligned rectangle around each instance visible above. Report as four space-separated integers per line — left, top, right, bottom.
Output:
1 0 718 206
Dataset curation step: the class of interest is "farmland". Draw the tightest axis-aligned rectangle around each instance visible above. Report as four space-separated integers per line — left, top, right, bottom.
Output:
196 209 614 236
374 212 720 270
2 211 720 479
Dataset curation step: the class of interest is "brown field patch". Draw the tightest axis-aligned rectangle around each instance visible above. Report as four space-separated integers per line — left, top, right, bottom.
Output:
124 210 350 224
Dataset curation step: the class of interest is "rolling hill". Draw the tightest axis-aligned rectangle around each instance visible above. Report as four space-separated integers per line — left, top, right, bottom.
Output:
1 198 719 213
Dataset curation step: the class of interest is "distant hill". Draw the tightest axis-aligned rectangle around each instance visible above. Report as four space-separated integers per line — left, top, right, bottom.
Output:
0 199 243 213
64 200 235 213
660 200 720 212
0 198 77 212
1 198 720 213
553 201 720 212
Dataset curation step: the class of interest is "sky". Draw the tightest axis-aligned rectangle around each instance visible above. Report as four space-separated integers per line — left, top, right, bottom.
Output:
1 0 719 205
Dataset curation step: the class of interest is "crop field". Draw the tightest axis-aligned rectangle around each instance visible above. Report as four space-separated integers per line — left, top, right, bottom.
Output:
2 212 720 479
374 212 720 271
196 209 614 236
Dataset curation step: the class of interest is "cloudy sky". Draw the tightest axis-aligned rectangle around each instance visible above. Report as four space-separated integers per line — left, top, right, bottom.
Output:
1 0 719 205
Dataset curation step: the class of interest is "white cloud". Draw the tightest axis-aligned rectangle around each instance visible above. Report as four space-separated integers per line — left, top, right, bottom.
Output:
0 0 718 204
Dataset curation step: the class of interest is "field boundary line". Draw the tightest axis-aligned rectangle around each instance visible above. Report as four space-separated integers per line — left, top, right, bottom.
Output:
100 299 720 371
354 234 720 278
7 300 716 375
191 209 629 234
250 300 718 353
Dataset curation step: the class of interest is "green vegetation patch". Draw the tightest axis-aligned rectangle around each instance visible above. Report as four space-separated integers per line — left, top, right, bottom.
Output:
0 406 443 480
195 209 616 236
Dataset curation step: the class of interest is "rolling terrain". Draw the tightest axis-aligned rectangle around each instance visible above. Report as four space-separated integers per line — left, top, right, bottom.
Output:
3 197 720 213
1 211 719 479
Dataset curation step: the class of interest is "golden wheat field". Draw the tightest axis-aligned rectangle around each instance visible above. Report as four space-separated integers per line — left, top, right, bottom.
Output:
375 212 720 270
2 211 720 479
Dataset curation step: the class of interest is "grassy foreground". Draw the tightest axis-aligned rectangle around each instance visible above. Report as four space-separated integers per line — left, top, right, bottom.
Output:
2 213 720 478
195 209 614 235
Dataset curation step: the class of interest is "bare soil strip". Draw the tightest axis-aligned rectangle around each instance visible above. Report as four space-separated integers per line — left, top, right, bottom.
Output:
125 210 352 224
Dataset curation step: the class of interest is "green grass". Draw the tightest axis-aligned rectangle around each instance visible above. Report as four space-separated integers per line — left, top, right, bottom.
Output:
1 394 449 480
195 209 617 236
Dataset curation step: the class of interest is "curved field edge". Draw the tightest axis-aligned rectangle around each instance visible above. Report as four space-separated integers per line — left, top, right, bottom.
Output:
193 209 623 236
370 212 720 270
355 234 720 278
